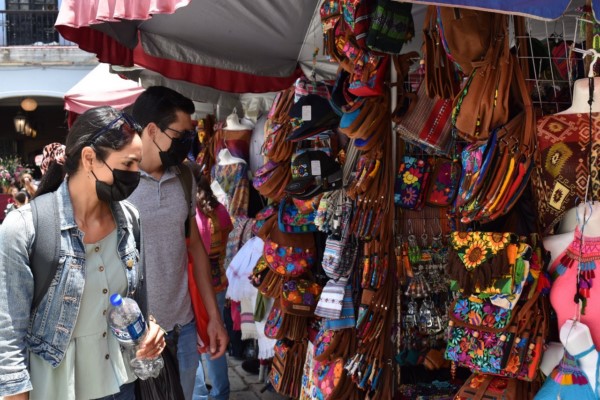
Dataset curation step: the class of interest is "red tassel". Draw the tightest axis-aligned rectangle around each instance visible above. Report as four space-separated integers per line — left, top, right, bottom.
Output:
562 255 576 270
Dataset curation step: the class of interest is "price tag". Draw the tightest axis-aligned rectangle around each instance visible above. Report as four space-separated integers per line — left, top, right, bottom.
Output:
311 160 321 176
302 105 312 121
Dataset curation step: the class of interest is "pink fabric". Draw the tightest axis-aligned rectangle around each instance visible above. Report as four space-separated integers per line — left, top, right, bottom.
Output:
195 203 233 251
550 260 600 348
64 63 145 115
55 0 189 27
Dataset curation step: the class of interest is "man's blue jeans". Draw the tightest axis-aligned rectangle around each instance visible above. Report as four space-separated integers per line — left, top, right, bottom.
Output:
193 291 230 400
96 382 135 400
175 320 202 400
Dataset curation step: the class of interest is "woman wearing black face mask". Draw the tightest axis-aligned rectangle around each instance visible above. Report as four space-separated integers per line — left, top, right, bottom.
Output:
0 106 166 400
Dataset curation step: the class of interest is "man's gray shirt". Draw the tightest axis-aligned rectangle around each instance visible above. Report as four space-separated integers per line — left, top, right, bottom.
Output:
128 166 197 331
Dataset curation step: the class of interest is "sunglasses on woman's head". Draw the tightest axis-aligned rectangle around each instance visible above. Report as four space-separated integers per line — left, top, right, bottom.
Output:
89 113 142 146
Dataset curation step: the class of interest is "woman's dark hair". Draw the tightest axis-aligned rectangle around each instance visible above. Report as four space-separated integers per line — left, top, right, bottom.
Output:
197 176 219 210
132 86 195 132
35 106 138 197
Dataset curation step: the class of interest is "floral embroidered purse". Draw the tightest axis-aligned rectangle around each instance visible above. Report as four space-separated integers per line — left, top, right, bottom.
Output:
425 157 461 207
281 279 322 317
264 301 284 340
445 291 547 381
394 155 432 209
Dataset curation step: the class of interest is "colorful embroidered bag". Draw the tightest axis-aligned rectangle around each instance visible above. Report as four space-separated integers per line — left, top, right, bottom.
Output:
264 301 284 339
394 82 454 156
445 292 548 381
281 279 322 317
348 54 390 97
425 157 460 207
366 0 414 54
340 0 372 49
447 231 520 296
270 339 307 398
294 76 331 102
257 216 316 297
250 256 270 290
277 197 318 234
454 374 521 400
394 155 432 210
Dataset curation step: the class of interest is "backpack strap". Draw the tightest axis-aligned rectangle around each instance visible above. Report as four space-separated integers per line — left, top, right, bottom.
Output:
30 192 60 310
120 200 147 316
176 161 194 238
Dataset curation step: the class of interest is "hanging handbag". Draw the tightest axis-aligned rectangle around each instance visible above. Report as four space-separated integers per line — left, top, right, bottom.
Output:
422 6 460 99
366 0 414 54
340 0 372 49
454 374 520 400
451 13 512 141
270 339 307 398
394 82 454 156
425 157 461 207
348 54 390 97
455 52 535 223
394 155 432 210
437 7 495 75
446 292 548 381
447 231 521 296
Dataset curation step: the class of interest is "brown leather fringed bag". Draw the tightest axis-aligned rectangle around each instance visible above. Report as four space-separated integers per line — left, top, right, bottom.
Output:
450 13 512 142
454 374 534 400
346 276 395 400
453 52 535 224
390 51 419 123
423 6 460 99
437 7 495 76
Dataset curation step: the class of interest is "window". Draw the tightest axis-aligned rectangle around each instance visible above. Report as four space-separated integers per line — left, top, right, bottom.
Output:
6 0 58 45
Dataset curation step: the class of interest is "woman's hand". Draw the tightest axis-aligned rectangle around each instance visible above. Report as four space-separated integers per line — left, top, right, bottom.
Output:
136 316 166 360
5 392 29 400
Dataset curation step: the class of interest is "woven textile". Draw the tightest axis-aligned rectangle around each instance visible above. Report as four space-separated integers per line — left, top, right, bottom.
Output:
532 112 600 234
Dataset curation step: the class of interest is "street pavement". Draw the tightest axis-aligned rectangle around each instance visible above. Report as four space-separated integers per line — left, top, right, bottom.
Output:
216 356 288 400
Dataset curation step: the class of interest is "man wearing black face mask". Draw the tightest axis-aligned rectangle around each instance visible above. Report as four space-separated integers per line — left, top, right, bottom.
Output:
128 86 228 400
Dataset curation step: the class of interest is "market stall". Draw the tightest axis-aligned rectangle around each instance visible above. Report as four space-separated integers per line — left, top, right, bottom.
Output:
54 1 600 399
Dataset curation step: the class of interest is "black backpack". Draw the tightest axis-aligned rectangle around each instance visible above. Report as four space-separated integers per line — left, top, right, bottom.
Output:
29 192 140 309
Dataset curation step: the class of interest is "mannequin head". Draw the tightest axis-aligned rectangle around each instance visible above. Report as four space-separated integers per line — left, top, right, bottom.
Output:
224 110 251 131
557 201 600 236
558 77 600 115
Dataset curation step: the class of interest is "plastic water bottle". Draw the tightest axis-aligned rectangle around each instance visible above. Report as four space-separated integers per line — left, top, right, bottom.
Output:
108 293 164 379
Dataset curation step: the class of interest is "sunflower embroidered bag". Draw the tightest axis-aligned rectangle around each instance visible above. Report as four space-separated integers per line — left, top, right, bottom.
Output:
447 232 522 296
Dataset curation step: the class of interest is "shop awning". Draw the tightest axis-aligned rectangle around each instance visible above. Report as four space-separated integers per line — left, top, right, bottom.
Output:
396 0 592 21
64 63 145 114
55 0 312 93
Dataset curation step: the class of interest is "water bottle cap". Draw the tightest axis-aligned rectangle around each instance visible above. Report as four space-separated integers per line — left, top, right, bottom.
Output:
110 293 123 306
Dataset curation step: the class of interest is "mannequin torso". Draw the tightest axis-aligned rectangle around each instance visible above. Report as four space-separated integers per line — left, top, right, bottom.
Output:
560 319 598 391
541 202 600 379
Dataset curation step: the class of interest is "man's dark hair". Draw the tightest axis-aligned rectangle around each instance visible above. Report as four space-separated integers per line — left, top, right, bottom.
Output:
132 86 195 132
14 192 27 205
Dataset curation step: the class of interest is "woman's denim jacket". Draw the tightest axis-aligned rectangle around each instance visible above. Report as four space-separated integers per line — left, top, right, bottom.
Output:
0 181 144 396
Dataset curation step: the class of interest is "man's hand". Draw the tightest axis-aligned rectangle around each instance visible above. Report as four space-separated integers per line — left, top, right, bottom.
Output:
206 318 229 360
